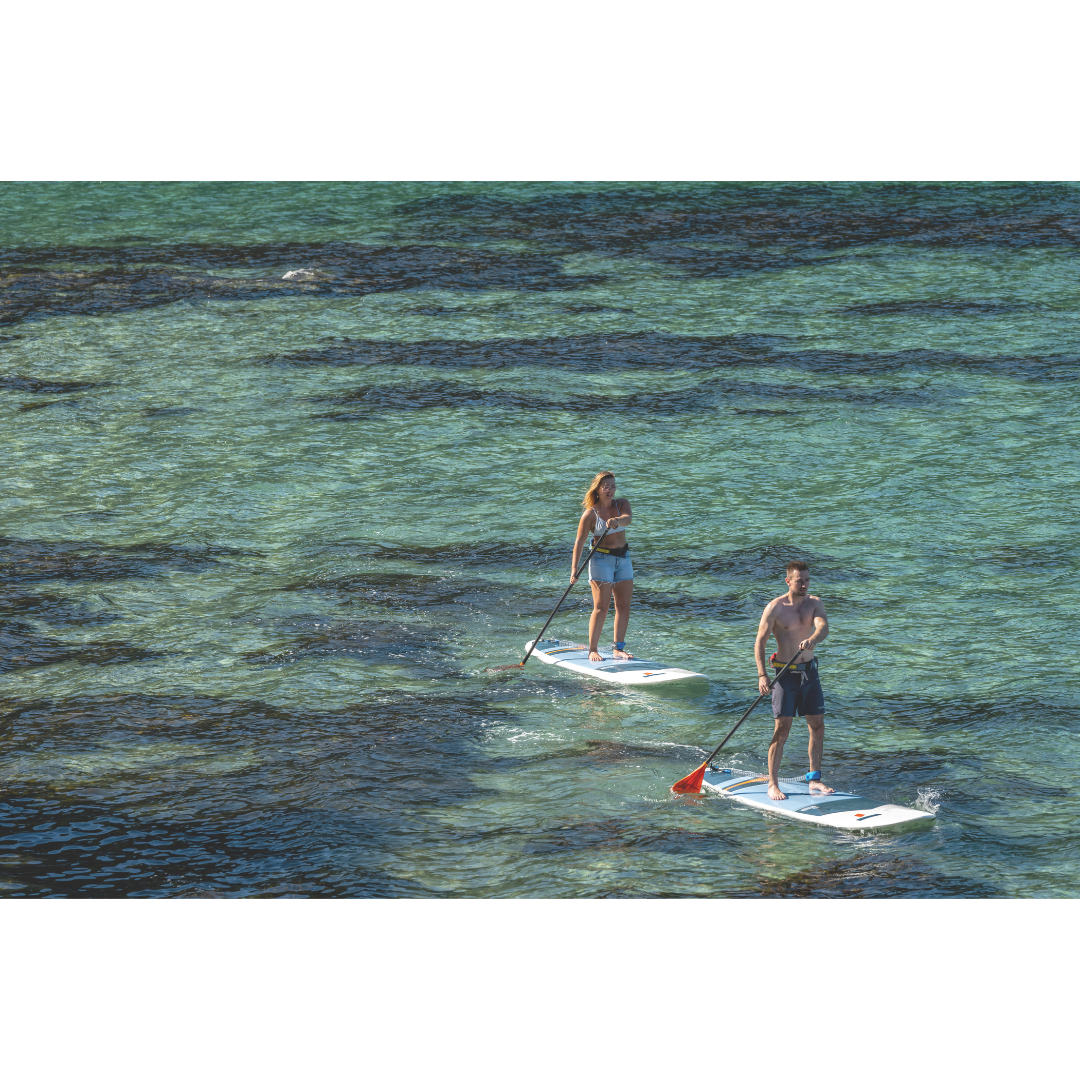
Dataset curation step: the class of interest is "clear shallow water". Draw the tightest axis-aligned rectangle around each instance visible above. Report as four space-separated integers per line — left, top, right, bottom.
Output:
1 182 1078 897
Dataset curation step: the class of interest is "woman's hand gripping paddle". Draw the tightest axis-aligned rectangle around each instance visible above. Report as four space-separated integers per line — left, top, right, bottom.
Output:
671 649 805 793
486 525 611 672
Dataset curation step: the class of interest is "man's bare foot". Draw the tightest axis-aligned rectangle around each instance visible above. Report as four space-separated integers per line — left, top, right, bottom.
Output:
589 650 604 662
809 780 834 795
613 647 633 659
768 783 787 801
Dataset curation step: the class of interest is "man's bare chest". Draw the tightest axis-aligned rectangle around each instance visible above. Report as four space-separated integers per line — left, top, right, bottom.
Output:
773 602 815 631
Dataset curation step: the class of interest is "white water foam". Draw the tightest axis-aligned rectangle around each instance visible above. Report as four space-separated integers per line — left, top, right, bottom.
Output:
915 787 942 815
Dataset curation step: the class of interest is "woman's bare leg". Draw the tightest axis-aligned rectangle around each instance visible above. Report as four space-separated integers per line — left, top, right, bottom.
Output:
612 580 634 657
588 581 612 661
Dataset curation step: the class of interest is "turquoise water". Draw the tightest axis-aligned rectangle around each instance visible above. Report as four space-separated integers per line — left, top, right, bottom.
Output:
1 182 1077 896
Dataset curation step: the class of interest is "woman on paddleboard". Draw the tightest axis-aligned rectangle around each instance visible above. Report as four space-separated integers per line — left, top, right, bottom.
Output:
572 471 633 662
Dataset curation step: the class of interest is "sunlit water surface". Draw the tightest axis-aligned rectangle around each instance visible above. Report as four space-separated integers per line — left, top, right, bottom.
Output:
1 182 1078 896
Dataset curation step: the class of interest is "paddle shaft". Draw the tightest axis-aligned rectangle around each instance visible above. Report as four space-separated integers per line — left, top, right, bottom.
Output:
699 649 806 769
516 525 611 667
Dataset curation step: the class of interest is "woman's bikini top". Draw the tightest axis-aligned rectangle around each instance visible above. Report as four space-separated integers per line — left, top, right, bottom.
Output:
592 499 627 539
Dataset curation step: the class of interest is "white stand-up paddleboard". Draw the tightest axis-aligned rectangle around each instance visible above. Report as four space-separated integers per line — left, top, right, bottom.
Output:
525 639 708 688
702 768 934 831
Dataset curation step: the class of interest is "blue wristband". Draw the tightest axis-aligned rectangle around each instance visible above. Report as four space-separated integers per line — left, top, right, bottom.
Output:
806 771 821 781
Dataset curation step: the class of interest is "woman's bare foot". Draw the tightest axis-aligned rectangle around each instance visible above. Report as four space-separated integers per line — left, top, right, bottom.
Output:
768 783 787 801
809 779 834 794
613 647 633 659
589 650 604 662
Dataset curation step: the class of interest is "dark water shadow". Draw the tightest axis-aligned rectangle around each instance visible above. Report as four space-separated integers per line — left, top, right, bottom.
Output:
0 624 158 671
394 184 1080 261
855 692 1074 733
0 537 264 584
261 332 789 373
261 331 1078 384
535 738 699 766
341 540 567 572
0 375 102 393
0 586 123 627
241 614 458 675
676 543 872 582
0 243 605 326
284 569 591 621
836 747 1070 804
141 406 202 418
18 399 82 412
308 375 927 421
0 688 514 897
632 591 747 620
733 408 797 416
736 853 1002 898
980 544 1080 572
0 585 145 672
521 817 740 856
842 298 1042 317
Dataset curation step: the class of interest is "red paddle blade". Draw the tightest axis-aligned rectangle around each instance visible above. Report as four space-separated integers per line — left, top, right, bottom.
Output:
671 763 707 794
485 662 525 672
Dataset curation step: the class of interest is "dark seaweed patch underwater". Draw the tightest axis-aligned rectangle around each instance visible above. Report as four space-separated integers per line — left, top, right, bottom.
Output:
1 181 1078 896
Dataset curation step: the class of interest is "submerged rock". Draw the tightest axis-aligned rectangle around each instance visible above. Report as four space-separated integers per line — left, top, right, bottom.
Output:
0 624 158 671
0 243 604 326
0 537 263 584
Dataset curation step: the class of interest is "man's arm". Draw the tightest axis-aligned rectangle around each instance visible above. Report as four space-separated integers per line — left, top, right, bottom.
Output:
755 603 776 695
799 599 829 651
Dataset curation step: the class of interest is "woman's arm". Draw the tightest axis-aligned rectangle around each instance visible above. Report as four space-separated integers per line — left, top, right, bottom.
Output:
571 509 594 582
610 498 631 526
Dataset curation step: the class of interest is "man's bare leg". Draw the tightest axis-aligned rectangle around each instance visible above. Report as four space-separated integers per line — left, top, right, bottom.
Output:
588 581 612 662
806 714 834 794
768 716 793 800
611 579 634 658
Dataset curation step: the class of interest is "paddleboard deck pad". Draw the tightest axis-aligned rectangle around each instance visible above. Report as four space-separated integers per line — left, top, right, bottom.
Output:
525 639 708 687
702 768 934 831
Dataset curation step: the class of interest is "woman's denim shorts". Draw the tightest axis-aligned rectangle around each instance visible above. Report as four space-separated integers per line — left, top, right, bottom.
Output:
588 550 634 584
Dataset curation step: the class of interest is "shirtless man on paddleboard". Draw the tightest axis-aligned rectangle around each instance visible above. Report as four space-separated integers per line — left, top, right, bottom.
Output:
754 560 834 801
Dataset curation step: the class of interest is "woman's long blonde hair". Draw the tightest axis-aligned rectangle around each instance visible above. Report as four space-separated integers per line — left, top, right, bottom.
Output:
582 470 616 508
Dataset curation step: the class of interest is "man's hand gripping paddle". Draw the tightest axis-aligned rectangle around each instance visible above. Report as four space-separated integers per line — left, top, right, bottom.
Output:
671 649 805 794
486 524 611 673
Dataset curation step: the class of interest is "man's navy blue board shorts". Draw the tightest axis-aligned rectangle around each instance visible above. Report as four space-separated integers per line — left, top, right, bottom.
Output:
771 658 825 718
